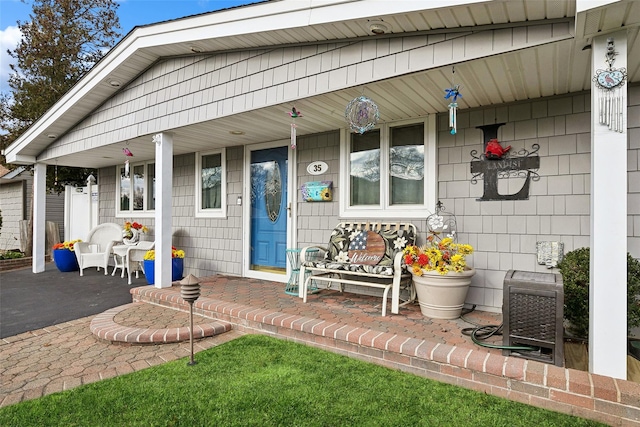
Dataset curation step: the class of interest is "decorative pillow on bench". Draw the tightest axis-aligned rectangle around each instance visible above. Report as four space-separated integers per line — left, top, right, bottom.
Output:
303 225 415 275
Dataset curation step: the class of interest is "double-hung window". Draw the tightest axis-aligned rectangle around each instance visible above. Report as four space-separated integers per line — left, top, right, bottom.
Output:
195 149 226 218
116 161 155 217
340 117 436 218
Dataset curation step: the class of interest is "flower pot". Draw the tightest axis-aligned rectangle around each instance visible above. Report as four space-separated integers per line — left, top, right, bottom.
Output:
53 249 79 272
142 258 184 285
172 257 184 281
411 268 475 319
123 228 139 245
143 260 155 285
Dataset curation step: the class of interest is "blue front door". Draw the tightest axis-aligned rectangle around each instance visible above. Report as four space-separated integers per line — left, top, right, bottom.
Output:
250 146 288 272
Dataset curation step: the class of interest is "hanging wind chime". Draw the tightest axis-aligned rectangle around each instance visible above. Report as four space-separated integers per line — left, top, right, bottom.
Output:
593 37 627 133
444 67 462 135
288 107 302 149
122 145 134 177
345 93 379 134
54 160 58 187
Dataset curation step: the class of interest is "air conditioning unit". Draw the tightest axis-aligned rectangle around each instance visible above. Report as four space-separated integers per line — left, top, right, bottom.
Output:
502 270 564 367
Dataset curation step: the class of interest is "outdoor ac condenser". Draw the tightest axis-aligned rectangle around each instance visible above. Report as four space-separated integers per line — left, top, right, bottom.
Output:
502 270 564 367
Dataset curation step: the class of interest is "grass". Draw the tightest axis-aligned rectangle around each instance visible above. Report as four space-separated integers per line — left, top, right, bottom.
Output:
0 335 603 427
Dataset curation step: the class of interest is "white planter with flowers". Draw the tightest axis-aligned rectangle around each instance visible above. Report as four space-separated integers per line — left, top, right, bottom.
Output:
404 201 475 319
410 267 476 319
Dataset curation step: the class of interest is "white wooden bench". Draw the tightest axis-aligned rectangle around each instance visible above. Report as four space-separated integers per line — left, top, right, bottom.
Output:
298 221 417 316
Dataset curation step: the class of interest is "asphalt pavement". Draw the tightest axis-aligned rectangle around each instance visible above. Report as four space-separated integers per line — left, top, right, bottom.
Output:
0 262 140 338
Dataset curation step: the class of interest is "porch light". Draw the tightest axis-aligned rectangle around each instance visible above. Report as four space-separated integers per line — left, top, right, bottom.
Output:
229 130 245 135
369 21 388 35
47 134 57 139
108 79 121 87
180 274 201 366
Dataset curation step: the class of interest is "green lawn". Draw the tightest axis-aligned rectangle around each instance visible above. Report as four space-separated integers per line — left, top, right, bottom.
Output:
0 335 603 426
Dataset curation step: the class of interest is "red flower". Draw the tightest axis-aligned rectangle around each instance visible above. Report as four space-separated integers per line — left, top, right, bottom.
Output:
417 253 429 267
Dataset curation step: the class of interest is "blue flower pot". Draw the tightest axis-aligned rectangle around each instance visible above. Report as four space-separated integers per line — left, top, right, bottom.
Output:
143 260 155 285
53 249 79 272
172 257 184 281
143 258 184 285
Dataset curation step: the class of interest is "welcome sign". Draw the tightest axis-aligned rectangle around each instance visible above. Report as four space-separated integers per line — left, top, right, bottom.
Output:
348 231 385 265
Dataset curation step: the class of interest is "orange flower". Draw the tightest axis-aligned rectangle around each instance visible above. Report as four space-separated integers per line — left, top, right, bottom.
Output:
52 239 82 251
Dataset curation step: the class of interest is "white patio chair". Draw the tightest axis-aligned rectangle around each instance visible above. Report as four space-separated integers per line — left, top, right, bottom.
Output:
73 223 122 276
124 241 155 285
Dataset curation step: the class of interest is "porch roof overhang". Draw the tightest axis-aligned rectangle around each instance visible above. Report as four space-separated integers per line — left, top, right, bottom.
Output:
3 0 639 169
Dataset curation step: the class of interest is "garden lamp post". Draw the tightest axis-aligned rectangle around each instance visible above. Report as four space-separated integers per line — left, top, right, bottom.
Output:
179 274 201 366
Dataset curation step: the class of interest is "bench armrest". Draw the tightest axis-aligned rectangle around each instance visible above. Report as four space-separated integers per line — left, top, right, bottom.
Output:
300 245 327 262
394 250 405 271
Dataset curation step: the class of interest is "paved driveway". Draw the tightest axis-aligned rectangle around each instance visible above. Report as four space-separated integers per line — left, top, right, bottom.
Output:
0 262 142 338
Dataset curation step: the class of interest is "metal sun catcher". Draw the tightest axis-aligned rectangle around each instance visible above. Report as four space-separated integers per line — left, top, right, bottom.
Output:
180 274 201 366
345 95 379 134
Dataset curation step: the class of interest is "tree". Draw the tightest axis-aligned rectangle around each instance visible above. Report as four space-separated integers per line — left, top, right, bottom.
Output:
1 0 121 254
0 0 121 188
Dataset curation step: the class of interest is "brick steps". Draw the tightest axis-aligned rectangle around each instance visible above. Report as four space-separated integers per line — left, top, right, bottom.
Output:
90 303 233 344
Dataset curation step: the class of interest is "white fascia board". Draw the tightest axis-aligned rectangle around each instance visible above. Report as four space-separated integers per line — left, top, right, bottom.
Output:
4 152 36 165
306 0 489 26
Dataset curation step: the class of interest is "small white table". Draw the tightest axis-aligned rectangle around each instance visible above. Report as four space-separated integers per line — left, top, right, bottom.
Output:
112 244 134 278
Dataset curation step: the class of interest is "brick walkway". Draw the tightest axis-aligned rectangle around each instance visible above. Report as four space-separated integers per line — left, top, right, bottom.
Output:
0 312 242 407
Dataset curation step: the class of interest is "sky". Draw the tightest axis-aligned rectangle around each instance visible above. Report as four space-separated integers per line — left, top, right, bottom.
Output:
0 0 257 93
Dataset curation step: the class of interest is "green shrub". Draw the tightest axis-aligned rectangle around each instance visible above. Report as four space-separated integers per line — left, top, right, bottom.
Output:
0 250 25 260
558 247 640 338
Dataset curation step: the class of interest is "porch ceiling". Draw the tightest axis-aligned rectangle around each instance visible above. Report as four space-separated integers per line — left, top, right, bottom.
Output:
6 0 640 169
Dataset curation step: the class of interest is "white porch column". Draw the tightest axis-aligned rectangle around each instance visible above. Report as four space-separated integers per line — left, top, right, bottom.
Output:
32 162 46 273
589 31 628 379
153 132 173 288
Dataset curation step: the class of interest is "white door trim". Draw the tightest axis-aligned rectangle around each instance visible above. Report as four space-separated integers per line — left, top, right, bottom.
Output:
242 139 296 283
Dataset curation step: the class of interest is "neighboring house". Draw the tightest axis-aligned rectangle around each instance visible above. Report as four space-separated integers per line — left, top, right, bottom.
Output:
0 165 64 252
3 0 639 378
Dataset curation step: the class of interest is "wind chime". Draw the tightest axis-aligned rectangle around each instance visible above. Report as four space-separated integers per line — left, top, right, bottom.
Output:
593 37 627 133
444 67 462 135
288 107 302 149
54 160 58 187
122 145 133 177
345 93 379 134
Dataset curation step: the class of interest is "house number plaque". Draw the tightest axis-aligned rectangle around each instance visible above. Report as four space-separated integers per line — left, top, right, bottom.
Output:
307 161 328 175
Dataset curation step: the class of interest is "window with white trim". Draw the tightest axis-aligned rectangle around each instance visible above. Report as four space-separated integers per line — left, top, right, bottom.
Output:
340 117 436 218
195 149 227 218
116 161 155 216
